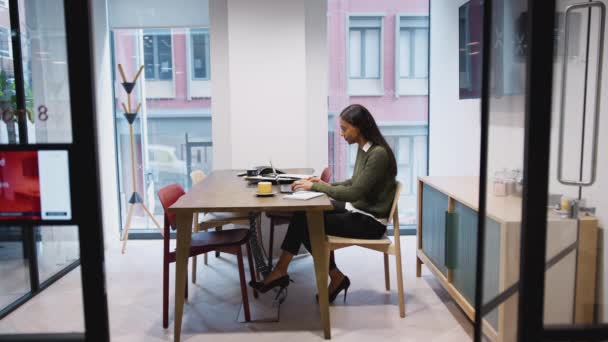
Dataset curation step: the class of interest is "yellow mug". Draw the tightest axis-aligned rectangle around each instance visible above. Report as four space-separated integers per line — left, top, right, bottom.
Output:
560 196 571 211
258 181 272 194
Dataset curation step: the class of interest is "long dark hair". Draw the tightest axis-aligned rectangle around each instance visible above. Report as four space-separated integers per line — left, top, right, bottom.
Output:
339 104 397 177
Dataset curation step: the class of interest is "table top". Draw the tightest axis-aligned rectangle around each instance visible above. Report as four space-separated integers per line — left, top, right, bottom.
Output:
169 169 334 213
419 176 594 224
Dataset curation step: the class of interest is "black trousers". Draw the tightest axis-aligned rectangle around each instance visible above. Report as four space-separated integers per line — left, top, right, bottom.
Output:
280 202 387 270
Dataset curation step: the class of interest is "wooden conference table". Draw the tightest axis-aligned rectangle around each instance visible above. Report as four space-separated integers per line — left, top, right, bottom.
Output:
168 169 334 341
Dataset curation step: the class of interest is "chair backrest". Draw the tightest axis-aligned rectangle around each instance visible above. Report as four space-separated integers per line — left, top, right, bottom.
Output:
190 169 206 185
320 167 332 183
387 181 402 226
157 183 186 232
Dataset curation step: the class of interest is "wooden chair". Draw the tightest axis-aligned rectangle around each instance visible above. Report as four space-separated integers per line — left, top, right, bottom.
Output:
189 170 250 283
266 167 332 268
325 182 405 317
158 184 257 328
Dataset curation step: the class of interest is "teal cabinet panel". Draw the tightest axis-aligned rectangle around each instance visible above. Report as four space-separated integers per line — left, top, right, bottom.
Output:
482 217 501 329
421 184 448 275
449 201 501 329
450 202 478 303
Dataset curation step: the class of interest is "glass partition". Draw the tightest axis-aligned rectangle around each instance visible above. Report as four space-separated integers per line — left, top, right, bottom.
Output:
112 27 213 236
327 0 429 230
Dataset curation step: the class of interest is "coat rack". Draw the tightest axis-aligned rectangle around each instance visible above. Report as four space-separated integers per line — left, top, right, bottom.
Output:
118 63 162 254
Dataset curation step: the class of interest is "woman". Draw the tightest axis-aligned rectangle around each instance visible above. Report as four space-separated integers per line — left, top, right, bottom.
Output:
250 104 397 303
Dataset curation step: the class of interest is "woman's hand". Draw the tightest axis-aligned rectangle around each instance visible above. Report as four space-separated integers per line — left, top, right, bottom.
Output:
292 179 314 191
306 176 328 186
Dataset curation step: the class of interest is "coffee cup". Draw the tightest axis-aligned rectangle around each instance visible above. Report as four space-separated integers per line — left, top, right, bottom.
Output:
561 196 572 211
257 181 272 194
247 168 259 177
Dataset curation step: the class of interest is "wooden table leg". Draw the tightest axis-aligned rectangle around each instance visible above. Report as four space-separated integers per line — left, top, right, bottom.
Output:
174 212 193 342
306 210 331 339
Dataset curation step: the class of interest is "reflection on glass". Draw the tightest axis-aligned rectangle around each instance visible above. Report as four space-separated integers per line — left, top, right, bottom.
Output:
329 1 429 228
36 226 79 284
0 226 30 309
481 0 528 340
113 28 213 232
0 4 18 144
0 0 73 145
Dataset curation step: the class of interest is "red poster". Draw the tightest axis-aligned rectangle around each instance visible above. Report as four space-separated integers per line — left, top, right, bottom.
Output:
0 151 41 220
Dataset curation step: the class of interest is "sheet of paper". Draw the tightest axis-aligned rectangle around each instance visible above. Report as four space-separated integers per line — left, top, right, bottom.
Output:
283 191 324 200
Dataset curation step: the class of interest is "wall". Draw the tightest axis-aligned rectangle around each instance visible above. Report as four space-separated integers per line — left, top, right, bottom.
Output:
210 0 328 172
428 0 480 177
92 0 120 246
305 0 329 175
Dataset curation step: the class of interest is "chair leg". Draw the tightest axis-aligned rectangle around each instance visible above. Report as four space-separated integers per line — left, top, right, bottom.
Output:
268 218 275 268
215 226 223 257
395 250 405 318
237 248 251 322
192 218 199 284
163 259 169 329
245 242 258 299
185 272 189 301
384 253 390 291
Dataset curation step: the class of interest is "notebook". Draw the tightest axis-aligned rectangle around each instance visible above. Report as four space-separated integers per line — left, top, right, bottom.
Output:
283 191 324 200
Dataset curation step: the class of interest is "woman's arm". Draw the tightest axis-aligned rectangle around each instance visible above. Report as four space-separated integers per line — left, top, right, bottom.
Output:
330 179 352 187
311 148 388 202
306 176 352 187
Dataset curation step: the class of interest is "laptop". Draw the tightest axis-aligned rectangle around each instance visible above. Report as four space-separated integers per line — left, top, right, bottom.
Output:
280 183 294 194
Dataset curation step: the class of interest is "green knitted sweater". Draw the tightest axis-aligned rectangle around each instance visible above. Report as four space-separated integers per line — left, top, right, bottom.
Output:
312 144 396 219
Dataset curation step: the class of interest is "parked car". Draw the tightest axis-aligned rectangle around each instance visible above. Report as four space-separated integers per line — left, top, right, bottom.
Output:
148 144 187 185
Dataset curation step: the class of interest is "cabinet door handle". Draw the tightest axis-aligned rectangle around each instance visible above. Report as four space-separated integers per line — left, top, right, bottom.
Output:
445 211 457 269
558 1 605 187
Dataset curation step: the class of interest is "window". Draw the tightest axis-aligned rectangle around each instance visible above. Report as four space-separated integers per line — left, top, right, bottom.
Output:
0 0 7 8
113 28 212 237
143 29 173 80
349 17 382 79
0 27 10 58
399 16 429 79
191 29 210 80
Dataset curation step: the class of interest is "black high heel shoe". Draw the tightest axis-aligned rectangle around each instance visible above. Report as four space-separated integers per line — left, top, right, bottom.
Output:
316 276 351 304
249 274 291 294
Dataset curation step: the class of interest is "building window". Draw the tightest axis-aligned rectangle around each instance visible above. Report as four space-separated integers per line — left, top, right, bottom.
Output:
191 29 210 80
0 0 7 8
0 28 10 58
346 130 427 197
349 17 382 79
399 16 429 79
143 29 173 80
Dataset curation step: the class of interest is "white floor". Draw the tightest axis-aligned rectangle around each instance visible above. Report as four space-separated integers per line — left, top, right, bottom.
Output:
0 236 473 341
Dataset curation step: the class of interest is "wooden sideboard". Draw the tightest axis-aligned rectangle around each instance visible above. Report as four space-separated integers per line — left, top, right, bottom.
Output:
415 176 598 342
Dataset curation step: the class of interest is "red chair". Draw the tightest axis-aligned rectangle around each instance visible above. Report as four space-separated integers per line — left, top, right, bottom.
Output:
266 167 332 268
158 184 258 328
